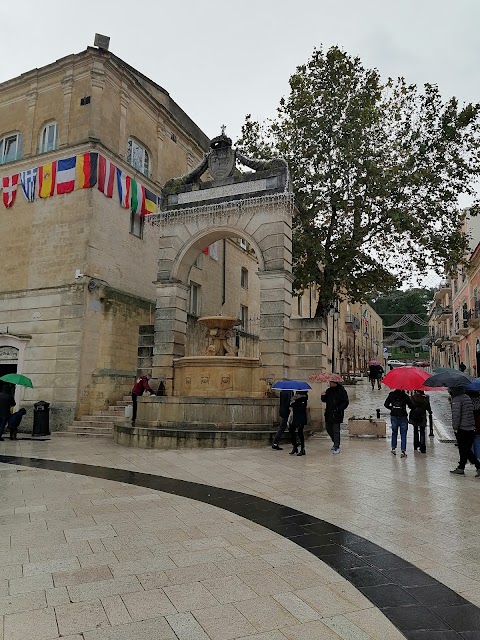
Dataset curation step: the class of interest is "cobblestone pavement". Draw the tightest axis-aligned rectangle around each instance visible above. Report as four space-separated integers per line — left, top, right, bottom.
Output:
0 405 477 639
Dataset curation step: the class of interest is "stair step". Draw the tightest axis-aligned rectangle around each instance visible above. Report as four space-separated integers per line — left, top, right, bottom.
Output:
79 415 115 423
71 421 113 430
55 431 112 438
115 401 131 407
67 425 112 434
107 407 126 413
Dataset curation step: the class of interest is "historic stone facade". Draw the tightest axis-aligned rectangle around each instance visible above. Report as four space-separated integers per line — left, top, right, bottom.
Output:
0 46 259 429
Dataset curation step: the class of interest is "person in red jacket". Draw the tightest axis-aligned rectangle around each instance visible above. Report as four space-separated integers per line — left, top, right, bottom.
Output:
131 374 154 426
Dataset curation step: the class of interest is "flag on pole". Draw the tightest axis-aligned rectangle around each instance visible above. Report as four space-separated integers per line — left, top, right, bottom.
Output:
141 188 157 215
38 162 57 198
76 152 98 189
116 168 131 208
130 179 145 214
209 241 219 260
56 157 77 194
20 168 37 202
2 174 19 208
363 309 369 324
98 156 115 197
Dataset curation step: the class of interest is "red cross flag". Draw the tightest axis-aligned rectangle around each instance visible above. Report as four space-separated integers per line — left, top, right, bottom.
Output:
2 174 19 208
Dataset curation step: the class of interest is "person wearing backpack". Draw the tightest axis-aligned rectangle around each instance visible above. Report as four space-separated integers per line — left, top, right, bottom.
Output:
384 389 413 458
409 390 432 454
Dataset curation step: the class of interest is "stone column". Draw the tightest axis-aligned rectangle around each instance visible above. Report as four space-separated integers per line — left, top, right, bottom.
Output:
60 75 74 149
258 270 293 383
118 85 130 157
89 59 105 141
153 282 190 395
24 83 38 158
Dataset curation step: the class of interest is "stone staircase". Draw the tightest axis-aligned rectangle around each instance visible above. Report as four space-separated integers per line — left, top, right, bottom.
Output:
57 396 131 437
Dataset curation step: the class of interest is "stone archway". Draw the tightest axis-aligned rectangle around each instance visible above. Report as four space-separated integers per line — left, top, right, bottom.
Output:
150 132 296 394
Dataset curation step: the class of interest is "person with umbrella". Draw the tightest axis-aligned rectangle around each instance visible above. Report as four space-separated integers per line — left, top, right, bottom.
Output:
321 378 349 454
384 388 413 457
288 390 309 456
272 386 293 451
368 360 384 391
449 386 480 477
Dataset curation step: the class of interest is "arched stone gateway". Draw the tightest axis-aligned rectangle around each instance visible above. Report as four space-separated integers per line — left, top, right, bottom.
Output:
149 131 296 394
115 132 327 447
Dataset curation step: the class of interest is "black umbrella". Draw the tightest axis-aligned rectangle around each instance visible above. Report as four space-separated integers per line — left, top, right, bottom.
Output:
424 371 473 388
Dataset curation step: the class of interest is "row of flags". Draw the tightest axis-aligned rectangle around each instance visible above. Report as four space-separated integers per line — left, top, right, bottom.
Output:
0 152 160 215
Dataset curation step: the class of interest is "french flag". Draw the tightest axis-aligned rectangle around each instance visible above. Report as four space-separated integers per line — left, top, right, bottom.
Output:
56 157 76 194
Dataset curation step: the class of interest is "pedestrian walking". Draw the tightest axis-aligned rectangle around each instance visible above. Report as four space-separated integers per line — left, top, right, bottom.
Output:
467 390 480 461
384 389 413 457
288 391 308 456
321 381 349 454
131 374 154 426
0 387 15 441
409 390 432 454
449 386 480 477
459 362 467 373
272 389 293 450
368 363 384 390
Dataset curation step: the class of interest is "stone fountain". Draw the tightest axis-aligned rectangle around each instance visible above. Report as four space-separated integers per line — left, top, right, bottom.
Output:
113 315 280 449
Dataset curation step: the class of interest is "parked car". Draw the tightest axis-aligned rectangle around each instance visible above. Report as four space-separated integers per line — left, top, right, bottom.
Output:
413 360 430 368
386 359 406 368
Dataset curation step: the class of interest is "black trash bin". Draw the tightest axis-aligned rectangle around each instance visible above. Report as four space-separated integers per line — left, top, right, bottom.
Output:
33 401 50 436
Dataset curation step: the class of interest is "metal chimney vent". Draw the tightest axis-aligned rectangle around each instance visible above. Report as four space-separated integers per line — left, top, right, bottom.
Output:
94 34 110 50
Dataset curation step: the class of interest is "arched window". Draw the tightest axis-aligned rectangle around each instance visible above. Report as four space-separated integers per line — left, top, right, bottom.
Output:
126 138 150 176
0 132 22 164
39 122 57 154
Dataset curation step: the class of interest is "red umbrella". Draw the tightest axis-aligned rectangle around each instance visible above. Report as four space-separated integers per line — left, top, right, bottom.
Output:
382 366 431 391
369 359 381 366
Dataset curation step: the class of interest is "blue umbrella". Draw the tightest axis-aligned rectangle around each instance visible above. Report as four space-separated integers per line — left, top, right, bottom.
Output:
272 380 312 391
466 379 480 392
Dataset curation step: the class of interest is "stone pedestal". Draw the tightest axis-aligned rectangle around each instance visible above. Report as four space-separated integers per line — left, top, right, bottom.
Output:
174 356 266 397
348 418 386 437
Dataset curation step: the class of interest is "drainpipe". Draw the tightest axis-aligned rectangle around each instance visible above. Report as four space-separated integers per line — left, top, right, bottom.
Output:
222 239 226 306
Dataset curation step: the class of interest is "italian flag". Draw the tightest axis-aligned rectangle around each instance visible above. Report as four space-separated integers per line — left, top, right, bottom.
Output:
130 179 145 214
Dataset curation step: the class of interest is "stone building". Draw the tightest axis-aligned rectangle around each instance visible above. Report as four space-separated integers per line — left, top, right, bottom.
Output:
0 44 259 429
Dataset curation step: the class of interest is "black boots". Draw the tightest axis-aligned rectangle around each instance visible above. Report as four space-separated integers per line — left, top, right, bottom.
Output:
289 447 298 455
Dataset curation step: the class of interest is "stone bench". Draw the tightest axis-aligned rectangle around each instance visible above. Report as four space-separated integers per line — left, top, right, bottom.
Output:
348 418 386 438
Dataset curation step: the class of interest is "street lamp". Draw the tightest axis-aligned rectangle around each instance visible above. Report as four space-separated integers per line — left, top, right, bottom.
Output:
329 303 340 373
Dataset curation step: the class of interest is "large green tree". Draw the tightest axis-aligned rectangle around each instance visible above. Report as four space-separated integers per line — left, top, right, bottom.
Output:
238 47 480 317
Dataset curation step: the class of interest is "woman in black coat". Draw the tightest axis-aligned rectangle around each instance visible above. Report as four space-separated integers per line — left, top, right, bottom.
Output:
288 391 308 456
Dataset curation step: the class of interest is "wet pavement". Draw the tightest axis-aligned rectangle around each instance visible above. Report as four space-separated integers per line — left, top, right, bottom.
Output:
0 385 477 640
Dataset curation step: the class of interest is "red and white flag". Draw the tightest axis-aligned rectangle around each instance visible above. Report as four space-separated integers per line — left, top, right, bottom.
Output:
2 174 19 208
98 156 115 197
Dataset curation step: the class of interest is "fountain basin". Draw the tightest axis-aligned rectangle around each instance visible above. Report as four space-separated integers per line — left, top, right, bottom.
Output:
174 356 266 397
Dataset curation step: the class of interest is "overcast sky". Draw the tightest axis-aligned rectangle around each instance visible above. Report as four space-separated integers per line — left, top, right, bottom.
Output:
1 0 479 143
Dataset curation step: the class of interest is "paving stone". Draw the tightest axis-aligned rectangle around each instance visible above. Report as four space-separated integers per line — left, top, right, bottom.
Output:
163 582 219 612
165 563 225 586
201 575 259 605
136 571 170 590
165 612 210 639
82 616 177 639
272 592 320 624
121 588 176 620
55 600 110 636
238 570 294 597
67 575 143 602
46 587 70 607
281 619 345 639
192 603 257 640
53 565 113 587
110 557 176 577
0 591 46 616
28 541 92 562
23 557 80 577
64 525 117 543
9 573 53 595
101 595 132 626
4 607 58 640
235 596 299 632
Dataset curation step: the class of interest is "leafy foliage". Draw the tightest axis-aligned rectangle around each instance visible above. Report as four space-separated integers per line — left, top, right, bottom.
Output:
238 47 480 317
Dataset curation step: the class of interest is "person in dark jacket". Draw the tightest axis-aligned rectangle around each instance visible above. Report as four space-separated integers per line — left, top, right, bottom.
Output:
384 389 413 457
272 389 293 450
131 374 154 426
368 364 384 390
7 408 26 440
288 391 308 456
321 381 349 454
450 386 480 476
0 388 16 441
409 390 432 454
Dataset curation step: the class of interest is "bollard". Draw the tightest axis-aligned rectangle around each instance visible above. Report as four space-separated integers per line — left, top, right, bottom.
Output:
376 409 380 419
